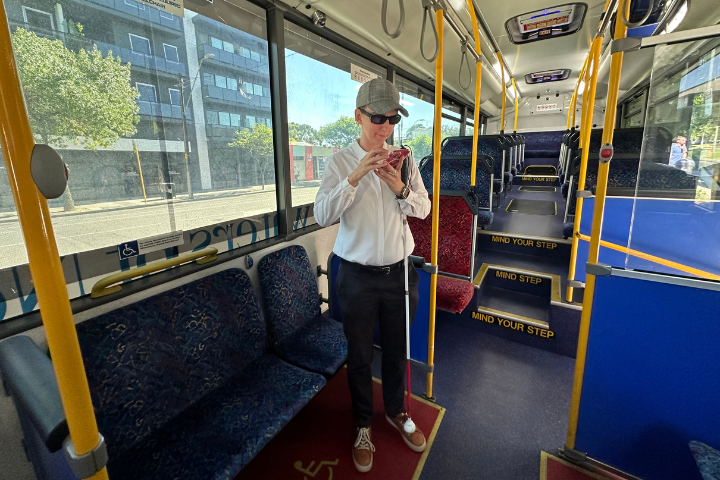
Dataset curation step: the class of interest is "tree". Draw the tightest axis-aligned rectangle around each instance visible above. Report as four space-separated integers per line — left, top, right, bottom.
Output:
229 124 275 190
288 122 319 144
318 116 360 149
441 123 460 139
406 134 432 161
11 27 139 209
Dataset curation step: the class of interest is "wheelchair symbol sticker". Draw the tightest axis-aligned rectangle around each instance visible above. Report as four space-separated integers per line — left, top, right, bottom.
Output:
118 240 140 260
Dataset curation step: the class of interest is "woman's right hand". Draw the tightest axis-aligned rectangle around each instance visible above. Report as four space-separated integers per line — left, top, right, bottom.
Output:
348 148 389 187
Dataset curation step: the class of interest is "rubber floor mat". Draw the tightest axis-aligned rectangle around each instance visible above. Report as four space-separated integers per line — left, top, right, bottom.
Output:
506 199 557 215
519 186 557 192
524 165 557 175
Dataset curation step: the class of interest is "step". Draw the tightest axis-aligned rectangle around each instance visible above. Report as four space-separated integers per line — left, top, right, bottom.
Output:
476 231 571 261
467 264 580 356
513 174 560 187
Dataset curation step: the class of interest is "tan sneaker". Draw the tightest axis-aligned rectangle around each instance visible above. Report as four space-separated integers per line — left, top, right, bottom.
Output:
352 426 375 473
386 412 426 452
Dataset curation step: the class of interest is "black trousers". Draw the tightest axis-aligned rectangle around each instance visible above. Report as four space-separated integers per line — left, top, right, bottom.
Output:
337 260 420 428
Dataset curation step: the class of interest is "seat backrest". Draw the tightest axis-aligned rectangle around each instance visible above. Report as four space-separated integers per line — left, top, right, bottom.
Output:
75 268 265 456
408 195 474 277
419 155 493 209
523 130 565 158
258 245 320 347
442 135 506 178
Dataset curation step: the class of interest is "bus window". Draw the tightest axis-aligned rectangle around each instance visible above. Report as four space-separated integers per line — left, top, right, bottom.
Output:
395 75 435 161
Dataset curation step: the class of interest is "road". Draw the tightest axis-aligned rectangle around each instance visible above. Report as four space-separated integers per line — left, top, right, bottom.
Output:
0 186 320 269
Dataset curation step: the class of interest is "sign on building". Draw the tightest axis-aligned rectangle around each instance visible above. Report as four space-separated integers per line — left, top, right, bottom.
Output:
137 0 184 18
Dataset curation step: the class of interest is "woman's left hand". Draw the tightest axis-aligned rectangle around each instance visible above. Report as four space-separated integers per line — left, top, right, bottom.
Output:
374 158 404 195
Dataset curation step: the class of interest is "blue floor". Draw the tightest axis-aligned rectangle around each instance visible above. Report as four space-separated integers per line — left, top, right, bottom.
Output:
372 311 576 480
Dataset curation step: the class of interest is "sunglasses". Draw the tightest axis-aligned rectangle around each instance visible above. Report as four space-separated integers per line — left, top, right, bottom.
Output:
359 108 402 125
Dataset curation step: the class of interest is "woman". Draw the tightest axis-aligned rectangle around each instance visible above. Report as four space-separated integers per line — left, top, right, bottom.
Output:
314 78 431 473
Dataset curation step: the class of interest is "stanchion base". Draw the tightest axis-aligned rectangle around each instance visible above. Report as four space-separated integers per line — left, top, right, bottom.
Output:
422 394 437 403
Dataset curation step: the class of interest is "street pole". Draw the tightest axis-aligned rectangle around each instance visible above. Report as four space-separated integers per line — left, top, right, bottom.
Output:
179 73 193 199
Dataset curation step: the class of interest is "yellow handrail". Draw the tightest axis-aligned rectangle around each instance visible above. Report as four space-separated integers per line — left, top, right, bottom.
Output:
566 0 625 451
466 0 482 187
512 78 519 132
426 6 444 400
576 234 720 282
91 248 218 298
495 51 507 132
566 38 600 302
0 1 110 478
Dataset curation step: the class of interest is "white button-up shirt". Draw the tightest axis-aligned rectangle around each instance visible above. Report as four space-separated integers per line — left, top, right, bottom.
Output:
314 140 431 266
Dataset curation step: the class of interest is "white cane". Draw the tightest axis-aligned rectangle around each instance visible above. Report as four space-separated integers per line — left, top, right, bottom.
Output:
401 212 416 434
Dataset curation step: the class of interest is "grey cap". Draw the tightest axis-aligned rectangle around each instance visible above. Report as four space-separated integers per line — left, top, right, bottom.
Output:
356 78 409 117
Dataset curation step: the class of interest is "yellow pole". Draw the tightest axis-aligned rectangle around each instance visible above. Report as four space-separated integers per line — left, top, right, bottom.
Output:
495 52 507 132
512 78 519 132
426 6 444 400
133 141 147 203
566 48 596 302
466 0 482 187
0 3 109 480
570 55 590 130
566 0 629 450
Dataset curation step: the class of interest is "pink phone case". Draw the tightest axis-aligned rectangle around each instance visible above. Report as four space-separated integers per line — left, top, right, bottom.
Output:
388 149 410 168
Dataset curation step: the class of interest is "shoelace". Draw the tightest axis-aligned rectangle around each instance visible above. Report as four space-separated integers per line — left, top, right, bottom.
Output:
354 428 376 452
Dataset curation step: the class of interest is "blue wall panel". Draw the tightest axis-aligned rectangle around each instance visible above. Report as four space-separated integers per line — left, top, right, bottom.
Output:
575 273 720 480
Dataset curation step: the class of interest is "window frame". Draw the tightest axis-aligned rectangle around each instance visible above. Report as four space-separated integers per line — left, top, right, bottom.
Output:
163 43 179 62
129 33 152 55
135 82 158 103
168 88 181 106
21 6 55 31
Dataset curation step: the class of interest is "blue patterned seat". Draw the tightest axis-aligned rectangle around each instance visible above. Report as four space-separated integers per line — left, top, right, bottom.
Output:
523 131 564 158
563 222 574 239
258 245 347 376
74 269 327 480
690 440 720 480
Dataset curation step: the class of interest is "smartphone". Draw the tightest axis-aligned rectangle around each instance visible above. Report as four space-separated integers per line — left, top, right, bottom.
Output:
387 149 410 169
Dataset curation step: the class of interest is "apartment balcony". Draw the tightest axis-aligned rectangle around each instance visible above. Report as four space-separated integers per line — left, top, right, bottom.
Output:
198 43 268 76
82 0 182 31
137 100 192 120
202 85 271 110
95 41 187 76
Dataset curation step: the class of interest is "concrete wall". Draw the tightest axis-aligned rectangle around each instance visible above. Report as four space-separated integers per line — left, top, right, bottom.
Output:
0 225 338 480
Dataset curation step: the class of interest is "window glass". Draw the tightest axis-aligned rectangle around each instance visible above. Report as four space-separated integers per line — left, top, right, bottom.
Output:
215 75 227 89
136 83 157 102
169 88 181 106
227 77 238 90
441 116 461 140
466 123 474 137
625 40 720 279
223 40 233 53
243 81 253 94
0 0 276 274
240 47 250 58
285 21 386 206
250 50 260 61
395 75 435 161
164 43 179 62
129 34 151 55
246 115 255 127
253 84 263 96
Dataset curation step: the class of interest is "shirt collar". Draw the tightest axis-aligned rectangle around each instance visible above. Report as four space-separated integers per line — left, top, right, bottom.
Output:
351 139 389 159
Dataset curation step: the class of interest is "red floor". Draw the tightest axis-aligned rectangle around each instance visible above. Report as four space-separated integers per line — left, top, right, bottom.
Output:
541 452 609 480
236 367 445 480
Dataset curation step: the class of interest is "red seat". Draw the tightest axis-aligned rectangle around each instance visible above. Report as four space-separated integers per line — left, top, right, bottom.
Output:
408 196 475 313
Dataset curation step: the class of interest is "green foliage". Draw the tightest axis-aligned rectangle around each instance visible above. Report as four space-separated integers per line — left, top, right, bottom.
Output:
318 116 360 148
288 122 319 144
11 27 139 149
229 123 275 188
406 134 432 160
689 93 717 142
441 123 460 138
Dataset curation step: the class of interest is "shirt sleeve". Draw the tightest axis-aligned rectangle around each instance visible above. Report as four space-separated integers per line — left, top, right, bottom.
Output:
314 155 358 227
399 153 430 219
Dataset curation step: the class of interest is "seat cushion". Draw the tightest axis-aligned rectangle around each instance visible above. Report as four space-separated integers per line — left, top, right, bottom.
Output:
504 172 513 184
561 182 569 198
275 315 347 376
107 354 326 480
494 179 503 193
477 210 494 229
76 269 267 456
436 276 475 314
690 441 720 480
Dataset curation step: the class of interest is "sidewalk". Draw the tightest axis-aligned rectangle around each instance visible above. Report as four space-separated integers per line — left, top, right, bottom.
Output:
0 181 322 223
